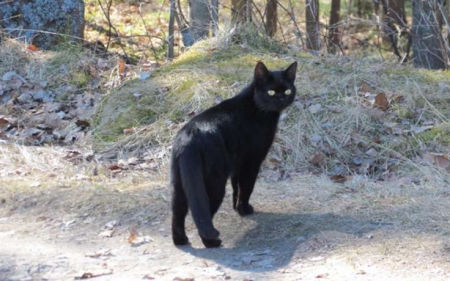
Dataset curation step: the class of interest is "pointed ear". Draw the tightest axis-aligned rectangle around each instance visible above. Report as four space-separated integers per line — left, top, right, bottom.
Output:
254 61 269 81
284 61 298 82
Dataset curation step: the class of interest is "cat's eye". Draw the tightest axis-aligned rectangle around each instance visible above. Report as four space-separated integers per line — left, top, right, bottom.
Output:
268 90 276 96
285 89 292 95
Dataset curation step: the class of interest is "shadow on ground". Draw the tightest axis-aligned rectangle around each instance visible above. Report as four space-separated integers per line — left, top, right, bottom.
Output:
179 211 383 272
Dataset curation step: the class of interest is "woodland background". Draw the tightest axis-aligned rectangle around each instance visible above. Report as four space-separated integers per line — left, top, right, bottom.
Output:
1 0 450 69
2 1 450 280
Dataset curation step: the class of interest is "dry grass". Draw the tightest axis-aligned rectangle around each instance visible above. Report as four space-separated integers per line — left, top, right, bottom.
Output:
93 29 450 185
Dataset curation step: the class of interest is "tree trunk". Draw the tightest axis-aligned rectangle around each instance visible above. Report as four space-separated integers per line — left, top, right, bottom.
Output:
385 0 406 26
412 0 447 69
265 0 277 37
189 0 211 42
305 0 320 51
211 0 219 36
328 0 341 54
232 0 251 24
168 0 176 59
0 0 84 49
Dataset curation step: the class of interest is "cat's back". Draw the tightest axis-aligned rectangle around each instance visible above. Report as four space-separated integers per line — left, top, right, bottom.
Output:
172 95 244 154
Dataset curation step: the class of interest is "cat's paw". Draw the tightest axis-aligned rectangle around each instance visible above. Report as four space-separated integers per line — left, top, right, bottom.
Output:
201 237 222 248
237 203 254 216
173 235 190 246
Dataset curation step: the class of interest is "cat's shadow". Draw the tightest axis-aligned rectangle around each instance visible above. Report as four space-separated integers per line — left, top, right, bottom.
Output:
179 211 383 272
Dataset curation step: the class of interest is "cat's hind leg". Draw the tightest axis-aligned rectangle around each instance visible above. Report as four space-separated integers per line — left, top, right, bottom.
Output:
179 153 221 248
172 178 190 246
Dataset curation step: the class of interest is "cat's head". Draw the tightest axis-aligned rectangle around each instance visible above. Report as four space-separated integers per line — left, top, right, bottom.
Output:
253 61 297 112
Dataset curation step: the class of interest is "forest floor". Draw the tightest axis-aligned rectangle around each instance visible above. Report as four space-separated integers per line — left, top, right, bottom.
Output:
1 144 450 281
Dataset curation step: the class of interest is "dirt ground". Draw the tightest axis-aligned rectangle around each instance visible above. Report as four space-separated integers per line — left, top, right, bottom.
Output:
1 144 450 281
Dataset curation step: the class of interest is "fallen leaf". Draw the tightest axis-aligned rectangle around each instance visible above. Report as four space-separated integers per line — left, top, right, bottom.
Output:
123 127 136 135
422 153 450 171
365 148 377 157
108 165 123 171
360 82 371 93
308 104 322 114
330 175 347 183
27 45 40 51
118 59 126 75
374 92 389 109
143 275 155 280
139 71 151 80
315 273 329 278
435 155 450 170
128 226 139 244
74 269 113 279
310 152 325 166
104 220 119 230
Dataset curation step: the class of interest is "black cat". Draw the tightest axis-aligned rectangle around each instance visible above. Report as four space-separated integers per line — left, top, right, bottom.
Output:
170 61 297 248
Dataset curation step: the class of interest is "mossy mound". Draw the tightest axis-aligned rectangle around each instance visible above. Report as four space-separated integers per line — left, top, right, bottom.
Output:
93 33 450 181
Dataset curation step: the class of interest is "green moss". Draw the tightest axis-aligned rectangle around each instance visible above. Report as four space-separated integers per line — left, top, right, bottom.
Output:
393 104 415 120
418 125 450 145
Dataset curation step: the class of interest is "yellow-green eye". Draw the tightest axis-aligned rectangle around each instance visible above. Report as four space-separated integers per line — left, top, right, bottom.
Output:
268 90 275 96
285 89 292 95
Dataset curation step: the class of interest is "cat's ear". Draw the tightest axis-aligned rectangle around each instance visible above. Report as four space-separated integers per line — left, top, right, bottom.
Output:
284 62 298 82
254 61 270 81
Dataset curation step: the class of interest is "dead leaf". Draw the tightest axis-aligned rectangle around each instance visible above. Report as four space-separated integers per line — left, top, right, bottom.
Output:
74 269 113 279
308 104 322 114
118 59 126 76
108 165 123 171
143 275 155 280
435 155 450 170
123 127 136 135
374 92 389 109
27 45 40 51
173 278 194 281
310 152 325 166
128 226 139 244
360 82 371 93
365 148 377 157
330 175 347 183
315 273 329 278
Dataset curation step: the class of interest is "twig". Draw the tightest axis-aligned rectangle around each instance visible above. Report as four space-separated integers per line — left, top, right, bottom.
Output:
97 0 130 62
278 0 305 48
137 3 159 59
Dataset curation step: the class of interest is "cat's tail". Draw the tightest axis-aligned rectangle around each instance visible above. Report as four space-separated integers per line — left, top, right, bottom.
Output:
178 150 220 243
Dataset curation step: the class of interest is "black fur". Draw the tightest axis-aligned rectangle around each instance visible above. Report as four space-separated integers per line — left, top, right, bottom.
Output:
170 61 298 248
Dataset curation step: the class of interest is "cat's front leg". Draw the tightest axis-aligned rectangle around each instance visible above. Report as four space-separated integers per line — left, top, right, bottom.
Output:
231 173 239 209
235 158 263 216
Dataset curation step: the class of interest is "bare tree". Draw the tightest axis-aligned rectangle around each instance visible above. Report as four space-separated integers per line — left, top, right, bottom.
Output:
232 0 252 24
412 0 447 69
305 0 320 51
380 0 408 60
265 0 277 37
328 0 340 54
